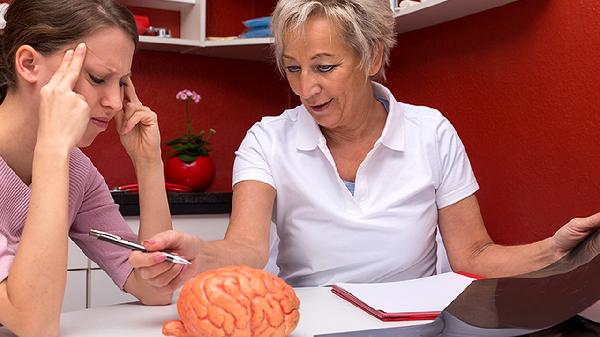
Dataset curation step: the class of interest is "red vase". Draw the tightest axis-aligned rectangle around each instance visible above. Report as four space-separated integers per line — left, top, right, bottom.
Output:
165 156 215 192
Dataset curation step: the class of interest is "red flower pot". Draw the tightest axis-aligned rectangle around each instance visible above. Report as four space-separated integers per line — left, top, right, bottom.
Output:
165 156 215 192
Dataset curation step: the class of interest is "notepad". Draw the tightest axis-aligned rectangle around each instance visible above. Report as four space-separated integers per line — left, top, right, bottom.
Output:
331 272 479 321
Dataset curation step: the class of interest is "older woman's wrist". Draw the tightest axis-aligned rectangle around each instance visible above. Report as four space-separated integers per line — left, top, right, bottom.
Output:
547 235 569 264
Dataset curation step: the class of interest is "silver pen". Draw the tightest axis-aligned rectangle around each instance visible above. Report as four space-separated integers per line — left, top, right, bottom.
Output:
89 229 191 265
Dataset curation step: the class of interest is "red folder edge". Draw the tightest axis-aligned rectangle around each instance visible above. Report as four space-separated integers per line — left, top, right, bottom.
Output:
330 272 483 322
330 286 440 321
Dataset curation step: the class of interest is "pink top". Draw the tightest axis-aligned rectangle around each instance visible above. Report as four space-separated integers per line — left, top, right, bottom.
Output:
0 148 135 289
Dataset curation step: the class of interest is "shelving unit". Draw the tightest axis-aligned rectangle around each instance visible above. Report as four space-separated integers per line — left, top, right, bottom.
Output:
394 0 519 33
121 0 274 60
122 0 519 61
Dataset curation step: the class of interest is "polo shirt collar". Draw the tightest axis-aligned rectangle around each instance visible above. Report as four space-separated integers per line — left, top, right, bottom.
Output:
295 81 405 152
296 106 323 151
372 82 405 152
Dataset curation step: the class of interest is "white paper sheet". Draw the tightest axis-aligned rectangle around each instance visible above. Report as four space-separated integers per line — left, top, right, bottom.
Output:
335 272 476 313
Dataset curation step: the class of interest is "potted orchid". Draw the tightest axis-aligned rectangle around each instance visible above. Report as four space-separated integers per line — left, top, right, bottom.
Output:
164 89 216 192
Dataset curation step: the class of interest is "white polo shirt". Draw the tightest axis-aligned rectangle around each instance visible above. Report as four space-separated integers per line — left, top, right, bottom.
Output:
233 82 479 287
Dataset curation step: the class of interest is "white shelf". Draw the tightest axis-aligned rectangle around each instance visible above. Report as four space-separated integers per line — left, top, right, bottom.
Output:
197 37 274 60
128 0 519 61
138 35 201 53
190 42 273 61
137 36 273 60
203 37 274 47
394 0 519 33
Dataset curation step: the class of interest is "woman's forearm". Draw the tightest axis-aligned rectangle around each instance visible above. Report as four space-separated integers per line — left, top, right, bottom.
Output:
0 147 71 336
461 237 557 278
133 159 172 240
197 237 271 273
124 158 173 305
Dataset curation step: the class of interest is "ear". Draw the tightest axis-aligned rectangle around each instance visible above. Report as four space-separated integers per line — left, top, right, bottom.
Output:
368 43 384 77
14 45 42 84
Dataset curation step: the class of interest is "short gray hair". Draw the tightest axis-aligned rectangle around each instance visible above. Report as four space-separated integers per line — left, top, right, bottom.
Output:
271 0 396 81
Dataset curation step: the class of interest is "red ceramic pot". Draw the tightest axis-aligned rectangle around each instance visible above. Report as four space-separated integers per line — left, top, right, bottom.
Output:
165 156 215 192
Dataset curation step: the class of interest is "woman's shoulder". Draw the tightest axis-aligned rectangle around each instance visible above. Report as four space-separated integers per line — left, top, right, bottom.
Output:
68 148 93 173
396 101 445 120
394 101 454 129
256 106 302 125
247 105 305 135
67 148 101 189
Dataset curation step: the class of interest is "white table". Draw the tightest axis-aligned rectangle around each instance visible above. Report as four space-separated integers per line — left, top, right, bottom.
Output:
0 287 429 337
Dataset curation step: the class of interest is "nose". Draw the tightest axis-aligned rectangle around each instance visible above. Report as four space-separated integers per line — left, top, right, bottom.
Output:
100 84 123 115
296 70 321 101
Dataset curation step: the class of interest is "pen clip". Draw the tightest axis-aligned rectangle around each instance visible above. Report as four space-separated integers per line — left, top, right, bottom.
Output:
90 229 122 241
89 229 191 265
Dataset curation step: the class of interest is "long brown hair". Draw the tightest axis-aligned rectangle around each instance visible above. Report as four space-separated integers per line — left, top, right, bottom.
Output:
0 0 138 102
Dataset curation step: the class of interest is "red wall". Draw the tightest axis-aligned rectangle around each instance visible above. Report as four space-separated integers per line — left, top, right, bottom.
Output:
85 0 600 245
82 52 289 192
386 0 600 244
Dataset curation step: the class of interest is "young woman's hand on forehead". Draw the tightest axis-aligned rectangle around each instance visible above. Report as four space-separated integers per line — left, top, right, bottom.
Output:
37 43 91 152
115 77 162 163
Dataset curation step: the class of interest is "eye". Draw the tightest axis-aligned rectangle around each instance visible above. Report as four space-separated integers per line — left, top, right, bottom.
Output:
88 74 105 85
317 64 336 73
286 65 300 73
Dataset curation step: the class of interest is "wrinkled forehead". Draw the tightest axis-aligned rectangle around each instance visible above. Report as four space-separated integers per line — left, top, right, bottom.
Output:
49 27 134 76
81 27 135 75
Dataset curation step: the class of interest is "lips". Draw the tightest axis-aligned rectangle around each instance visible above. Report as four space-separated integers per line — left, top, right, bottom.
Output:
308 98 333 113
91 117 109 129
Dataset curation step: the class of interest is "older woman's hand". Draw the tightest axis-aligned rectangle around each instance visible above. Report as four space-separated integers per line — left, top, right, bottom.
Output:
128 230 203 293
551 211 600 259
114 78 162 164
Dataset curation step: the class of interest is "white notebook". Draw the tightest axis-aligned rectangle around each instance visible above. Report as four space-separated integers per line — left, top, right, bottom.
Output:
331 272 478 321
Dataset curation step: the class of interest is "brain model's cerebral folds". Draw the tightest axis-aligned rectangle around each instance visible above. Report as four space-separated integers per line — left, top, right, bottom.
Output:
163 265 300 337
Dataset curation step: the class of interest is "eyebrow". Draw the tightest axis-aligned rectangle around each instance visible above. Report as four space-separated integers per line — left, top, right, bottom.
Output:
283 52 335 61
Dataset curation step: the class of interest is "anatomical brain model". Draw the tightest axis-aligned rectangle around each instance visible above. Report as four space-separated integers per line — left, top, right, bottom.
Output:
163 265 300 337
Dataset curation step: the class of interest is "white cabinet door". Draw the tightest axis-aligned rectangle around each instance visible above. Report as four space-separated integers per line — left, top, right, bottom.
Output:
88 269 137 308
171 214 229 240
63 270 87 312
124 214 230 240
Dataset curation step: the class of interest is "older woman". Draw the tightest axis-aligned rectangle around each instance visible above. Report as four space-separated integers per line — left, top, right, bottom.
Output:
133 0 600 289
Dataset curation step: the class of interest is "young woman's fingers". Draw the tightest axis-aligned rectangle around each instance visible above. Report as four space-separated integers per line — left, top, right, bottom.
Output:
123 77 141 105
60 43 87 90
46 49 74 88
124 101 141 119
121 107 157 134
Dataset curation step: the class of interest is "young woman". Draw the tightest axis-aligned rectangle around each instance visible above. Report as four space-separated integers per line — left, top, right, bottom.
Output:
0 1 180 335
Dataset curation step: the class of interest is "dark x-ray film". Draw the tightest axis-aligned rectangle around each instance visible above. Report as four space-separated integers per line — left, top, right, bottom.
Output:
316 229 600 337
